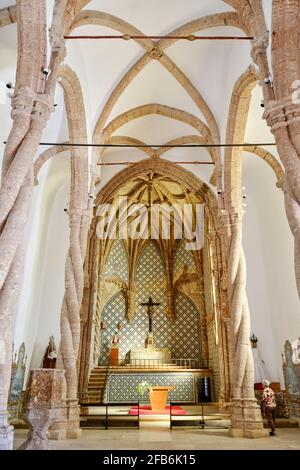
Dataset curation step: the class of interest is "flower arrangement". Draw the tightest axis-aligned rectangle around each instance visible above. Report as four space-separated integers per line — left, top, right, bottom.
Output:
136 381 151 398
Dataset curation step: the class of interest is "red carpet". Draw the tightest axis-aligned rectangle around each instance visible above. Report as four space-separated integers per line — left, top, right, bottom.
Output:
128 405 187 416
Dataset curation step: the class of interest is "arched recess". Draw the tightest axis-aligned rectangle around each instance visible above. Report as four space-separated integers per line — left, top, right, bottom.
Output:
78 158 232 403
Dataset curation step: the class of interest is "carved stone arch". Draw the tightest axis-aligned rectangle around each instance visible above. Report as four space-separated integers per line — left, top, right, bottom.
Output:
101 103 212 151
221 0 267 36
224 66 284 209
158 11 249 49
224 66 258 209
243 145 284 189
97 157 218 218
34 145 70 183
70 10 153 50
79 157 230 405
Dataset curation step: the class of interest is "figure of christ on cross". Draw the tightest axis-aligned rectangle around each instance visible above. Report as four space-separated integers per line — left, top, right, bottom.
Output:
140 296 161 334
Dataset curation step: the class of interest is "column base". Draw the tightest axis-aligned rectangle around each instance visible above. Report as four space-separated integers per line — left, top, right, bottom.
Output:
18 369 66 450
19 435 55 451
229 428 268 438
18 407 56 450
0 424 14 451
49 400 81 440
230 398 268 438
67 428 82 439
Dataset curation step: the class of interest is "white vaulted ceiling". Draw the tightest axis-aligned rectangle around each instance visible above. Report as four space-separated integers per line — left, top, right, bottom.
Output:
0 0 275 182
62 0 272 184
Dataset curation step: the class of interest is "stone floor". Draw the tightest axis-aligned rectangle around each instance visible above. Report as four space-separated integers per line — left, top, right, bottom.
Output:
14 425 300 450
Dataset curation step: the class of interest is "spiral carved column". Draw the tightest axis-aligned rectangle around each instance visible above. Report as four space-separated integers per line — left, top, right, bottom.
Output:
251 1 300 302
222 211 266 437
0 0 66 449
55 210 91 438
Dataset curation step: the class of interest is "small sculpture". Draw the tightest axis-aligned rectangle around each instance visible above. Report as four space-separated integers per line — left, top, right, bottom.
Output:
250 333 258 348
42 335 57 369
112 331 119 345
283 340 299 395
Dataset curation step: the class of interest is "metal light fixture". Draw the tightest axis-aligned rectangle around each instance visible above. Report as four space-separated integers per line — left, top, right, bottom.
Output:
250 333 258 348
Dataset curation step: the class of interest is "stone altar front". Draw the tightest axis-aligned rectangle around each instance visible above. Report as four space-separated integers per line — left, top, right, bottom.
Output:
150 386 176 411
126 348 171 366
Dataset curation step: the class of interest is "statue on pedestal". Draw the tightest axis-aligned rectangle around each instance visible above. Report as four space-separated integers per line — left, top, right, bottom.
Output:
283 340 299 395
282 340 300 418
42 335 57 369
112 331 120 346
110 331 120 366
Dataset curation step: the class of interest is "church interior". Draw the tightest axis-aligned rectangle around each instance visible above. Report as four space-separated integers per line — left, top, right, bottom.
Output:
1 0 300 452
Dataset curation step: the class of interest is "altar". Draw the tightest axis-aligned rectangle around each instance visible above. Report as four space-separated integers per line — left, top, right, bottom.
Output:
149 385 176 411
126 347 171 366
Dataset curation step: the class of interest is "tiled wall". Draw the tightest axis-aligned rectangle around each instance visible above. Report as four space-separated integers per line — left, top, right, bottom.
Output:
100 241 202 364
105 372 196 403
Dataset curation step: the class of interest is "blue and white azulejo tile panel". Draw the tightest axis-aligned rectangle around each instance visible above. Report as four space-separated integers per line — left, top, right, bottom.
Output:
105 372 196 403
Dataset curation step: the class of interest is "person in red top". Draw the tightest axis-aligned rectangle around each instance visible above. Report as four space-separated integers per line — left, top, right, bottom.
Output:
262 379 277 436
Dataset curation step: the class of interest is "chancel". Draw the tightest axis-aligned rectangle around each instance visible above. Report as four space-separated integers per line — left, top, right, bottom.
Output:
1 0 300 453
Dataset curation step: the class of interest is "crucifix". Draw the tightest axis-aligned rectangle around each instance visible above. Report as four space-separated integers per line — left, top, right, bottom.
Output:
140 296 161 334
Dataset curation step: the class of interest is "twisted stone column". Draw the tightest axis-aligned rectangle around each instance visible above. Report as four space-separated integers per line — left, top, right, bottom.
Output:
221 211 266 437
56 209 91 438
0 0 66 450
251 1 300 300
264 104 300 298
52 61 91 437
210 218 231 403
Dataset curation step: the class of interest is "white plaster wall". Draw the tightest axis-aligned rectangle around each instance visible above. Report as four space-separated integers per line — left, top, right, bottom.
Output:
243 85 300 385
243 153 300 385
13 153 70 383
29 177 70 373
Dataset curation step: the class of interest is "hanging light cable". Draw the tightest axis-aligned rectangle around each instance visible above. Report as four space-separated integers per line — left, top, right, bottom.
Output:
64 34 253 41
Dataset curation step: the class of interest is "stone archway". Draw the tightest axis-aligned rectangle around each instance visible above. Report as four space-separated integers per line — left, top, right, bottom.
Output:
78 157 231 407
